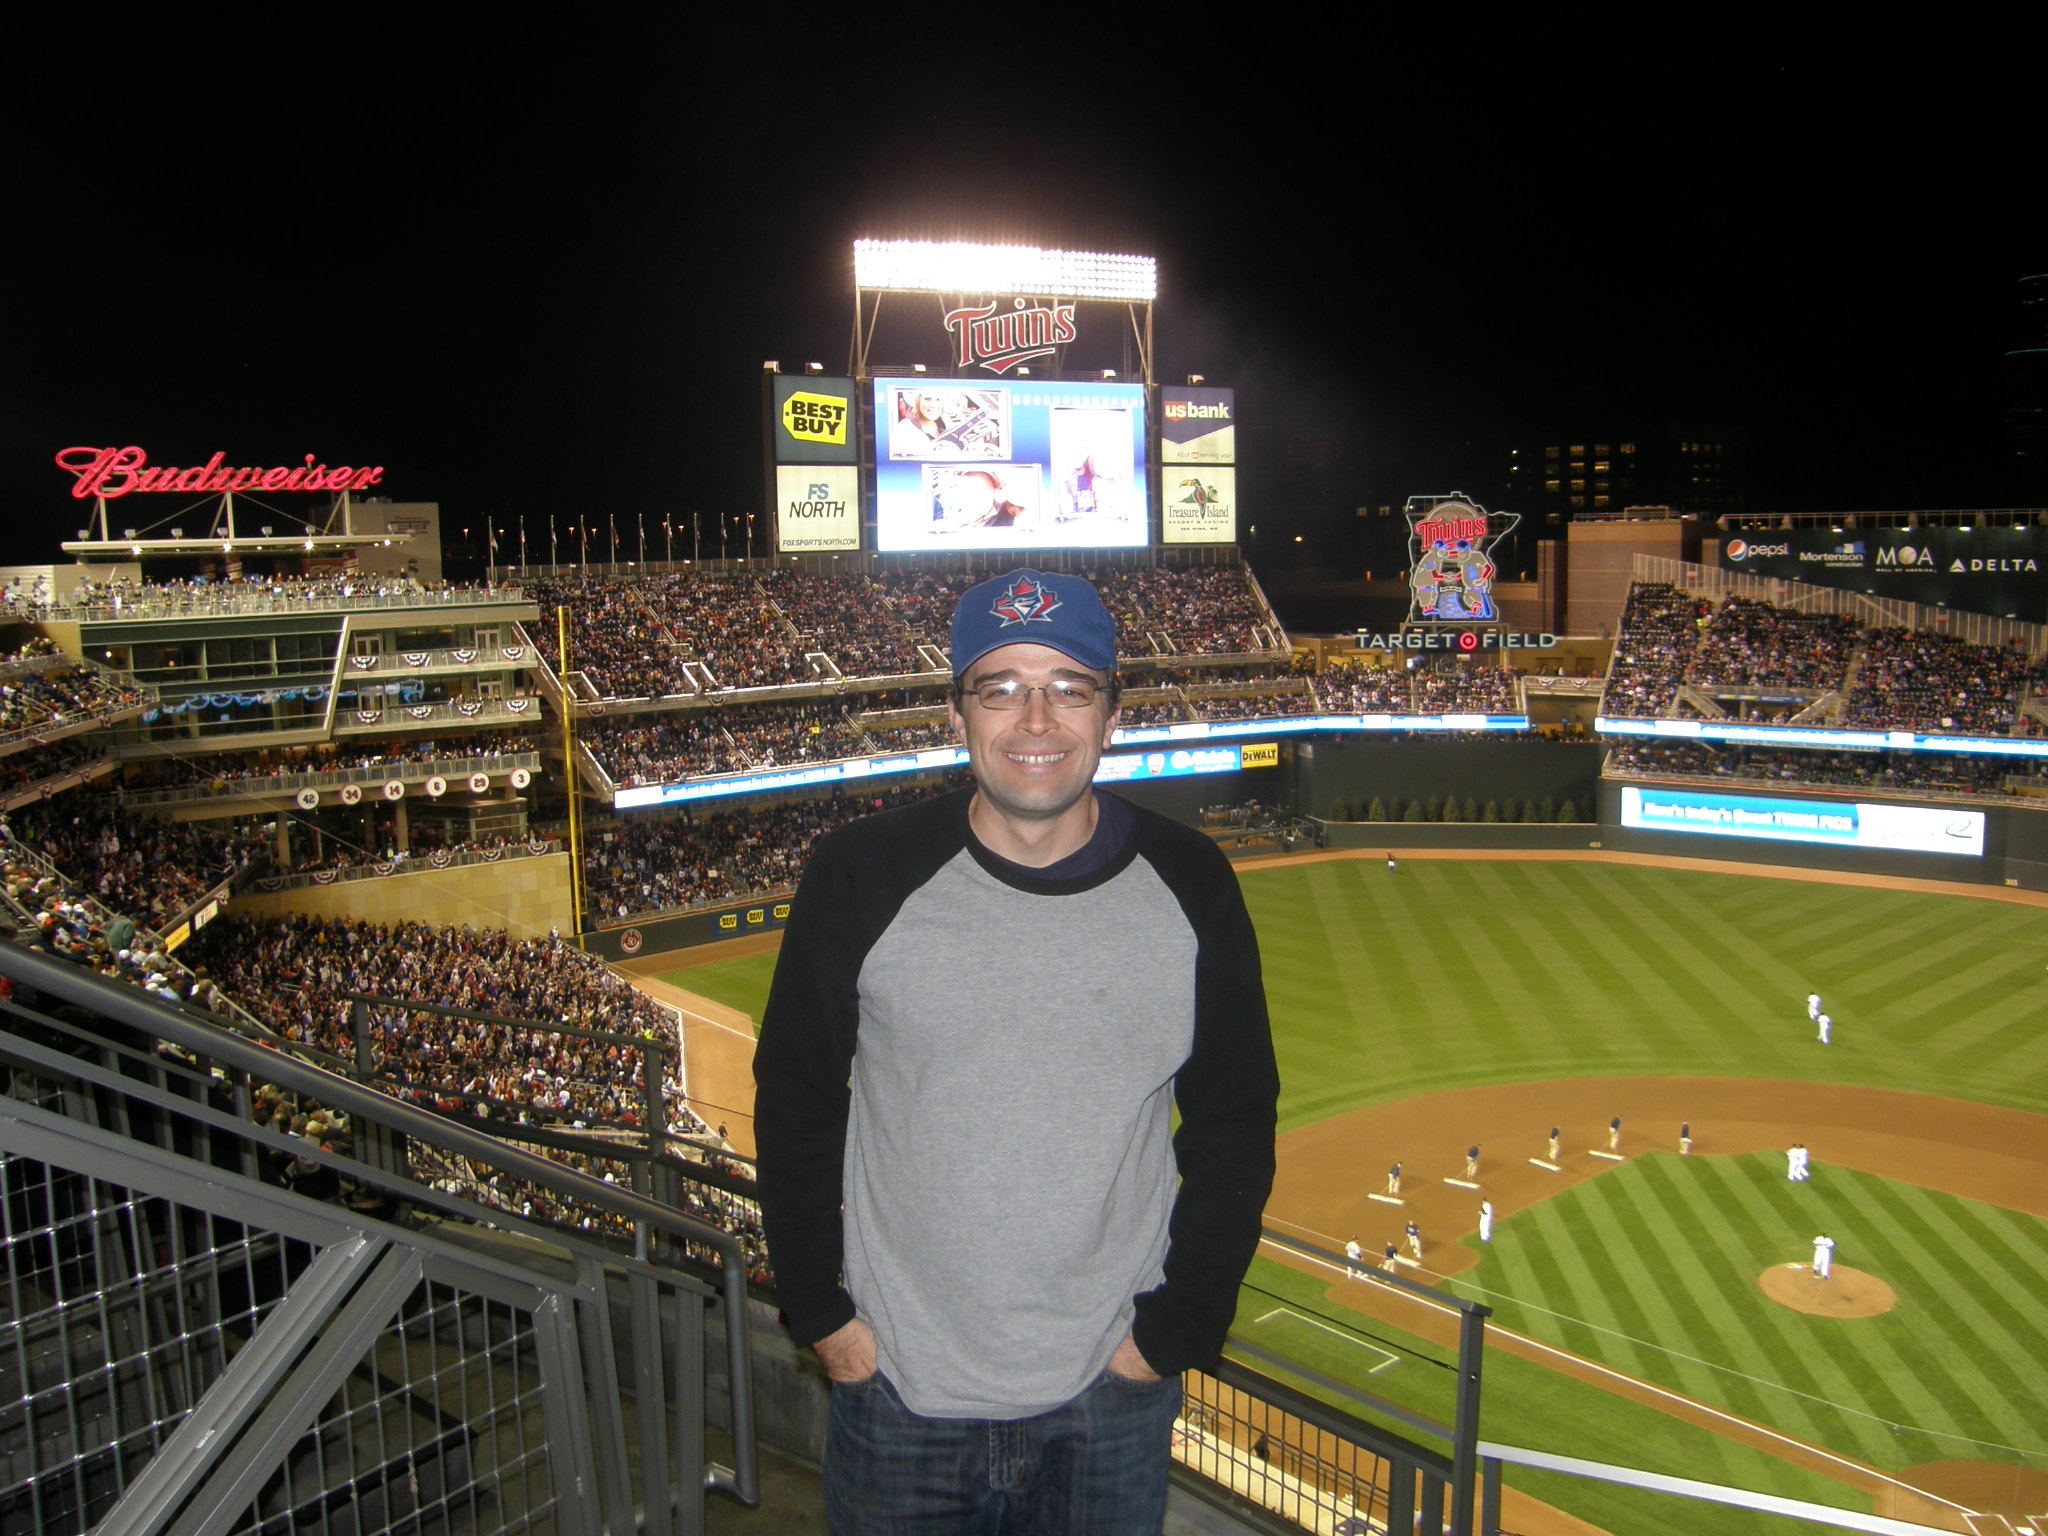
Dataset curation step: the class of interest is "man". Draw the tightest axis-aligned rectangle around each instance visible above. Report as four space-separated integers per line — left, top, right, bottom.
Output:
1478 1200 1494 1242
1380 1242 1399 1274
1386 1160 1402 1197
1405 1219 1422 1262
1818 1012 1832 1045
754 568 1279 1535
1548 1126 1561 1162
1813 1234 1835 1280
1807 992 1821 1022
1465 1144 1480 1179
1345 1235 1363 1279
1679 1120 1692 1155
1608 1114 1622 1152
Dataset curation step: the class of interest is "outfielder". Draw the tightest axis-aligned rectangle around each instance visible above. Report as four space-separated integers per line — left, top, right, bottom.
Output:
1812 1234 1835 1279
1817 1012 1832 1045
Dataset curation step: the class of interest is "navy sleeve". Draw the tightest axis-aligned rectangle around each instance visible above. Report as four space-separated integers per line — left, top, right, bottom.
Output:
752 790 969 1347
1129 821 1279 1375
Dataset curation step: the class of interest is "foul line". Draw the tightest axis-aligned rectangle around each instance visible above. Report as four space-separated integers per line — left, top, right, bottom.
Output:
1254 1307 1399 1374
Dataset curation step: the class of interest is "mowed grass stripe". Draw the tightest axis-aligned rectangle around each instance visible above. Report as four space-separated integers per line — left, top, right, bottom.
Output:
1621 1157 1845 1449
1812 1178 2036 1449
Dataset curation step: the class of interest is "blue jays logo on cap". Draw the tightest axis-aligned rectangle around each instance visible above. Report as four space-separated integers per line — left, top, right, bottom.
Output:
990 573 1062 627
951 567 1117 675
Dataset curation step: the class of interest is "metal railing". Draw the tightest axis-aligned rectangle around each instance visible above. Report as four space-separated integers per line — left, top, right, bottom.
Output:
0 942 757 1536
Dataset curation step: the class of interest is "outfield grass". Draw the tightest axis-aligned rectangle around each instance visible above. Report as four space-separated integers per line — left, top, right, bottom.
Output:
1242 858 2048 1128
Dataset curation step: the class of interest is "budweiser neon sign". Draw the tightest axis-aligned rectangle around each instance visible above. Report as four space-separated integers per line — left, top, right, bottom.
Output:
942 298 1077 375
55 446 385 501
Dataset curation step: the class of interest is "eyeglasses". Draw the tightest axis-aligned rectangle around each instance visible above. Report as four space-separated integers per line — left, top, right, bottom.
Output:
962 677 1104 710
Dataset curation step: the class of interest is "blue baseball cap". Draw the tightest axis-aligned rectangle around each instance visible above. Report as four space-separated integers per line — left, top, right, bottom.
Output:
950 569 1118 677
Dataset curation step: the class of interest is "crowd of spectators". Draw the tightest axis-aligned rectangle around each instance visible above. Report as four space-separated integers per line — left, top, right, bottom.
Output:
184 914 701 1134
1685 597 1860 692
1411 657 1521 714
1605 584 2048 736
582 703 857 786
6 798 269 928
1606 739 2037 798
1094 567 1271 654
1841 628 2048 736
526 566 1280 701
583 778 962 921
20 572 490 618
1603 583 1713 716
0 641 145 738
1311 663 1411 713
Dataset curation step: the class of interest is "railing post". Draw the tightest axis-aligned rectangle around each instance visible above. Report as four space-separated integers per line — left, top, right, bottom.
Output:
1451 1296 1489 1533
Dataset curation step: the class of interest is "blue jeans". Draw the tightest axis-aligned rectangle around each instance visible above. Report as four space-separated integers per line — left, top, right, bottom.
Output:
824 1367 1183 1535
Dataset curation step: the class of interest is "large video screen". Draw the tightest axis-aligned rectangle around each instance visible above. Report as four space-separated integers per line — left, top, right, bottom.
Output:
1619 785 1984 857
873 378 1150 551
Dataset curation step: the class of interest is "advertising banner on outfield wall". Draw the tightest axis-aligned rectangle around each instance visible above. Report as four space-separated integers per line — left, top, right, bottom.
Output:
1619 785 1985 856
1160 387 1237 464
771 375 859 464
1161 465 1237 544
1719 528 2048 621
775 466 861 552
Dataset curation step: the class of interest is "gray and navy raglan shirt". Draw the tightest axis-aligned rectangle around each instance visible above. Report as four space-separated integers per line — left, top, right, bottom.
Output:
755 786 1279 1420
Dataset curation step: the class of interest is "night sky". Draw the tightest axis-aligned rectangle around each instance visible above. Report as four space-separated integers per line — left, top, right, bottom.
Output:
7 30 2040 578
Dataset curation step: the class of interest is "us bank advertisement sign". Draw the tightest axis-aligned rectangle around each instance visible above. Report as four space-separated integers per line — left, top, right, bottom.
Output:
1160 387 1236 464
1720 528 2048 620
1161 466 1237 544
772 375 858 464
774 466 860 552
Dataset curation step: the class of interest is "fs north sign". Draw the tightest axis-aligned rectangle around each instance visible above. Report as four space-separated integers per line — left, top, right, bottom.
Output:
57 447 384 500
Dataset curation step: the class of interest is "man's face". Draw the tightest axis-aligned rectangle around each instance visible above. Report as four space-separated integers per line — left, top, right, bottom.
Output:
948 641 1118 828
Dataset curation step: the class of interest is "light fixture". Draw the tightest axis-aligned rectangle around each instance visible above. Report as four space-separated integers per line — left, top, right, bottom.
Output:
1187 374 1204 386
762 361 780 373
805 362 824 375
76 528 89 540
170 527 183 538
123 527 137 538
260 525 274 536
852 240 1158 301
131 544 142 556
911 363 928 374
1099 370 1117 380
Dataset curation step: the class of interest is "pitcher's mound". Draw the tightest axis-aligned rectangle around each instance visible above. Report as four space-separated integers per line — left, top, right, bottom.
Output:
1758 1263 1896 1317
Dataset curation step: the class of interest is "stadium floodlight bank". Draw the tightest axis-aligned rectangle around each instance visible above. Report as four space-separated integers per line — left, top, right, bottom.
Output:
852 240 1157 302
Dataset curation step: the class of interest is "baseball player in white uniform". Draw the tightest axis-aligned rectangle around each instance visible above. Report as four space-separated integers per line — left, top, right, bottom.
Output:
1807 993 1821 1022
1812 1234 1835 1279
1817 1013 1831 1045
1345 1237 1363 1278
1478 1201 1493 1242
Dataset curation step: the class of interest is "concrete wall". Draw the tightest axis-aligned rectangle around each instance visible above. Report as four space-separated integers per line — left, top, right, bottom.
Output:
1294 739 1603 822
227 850 575 936
1565 519 1701 637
